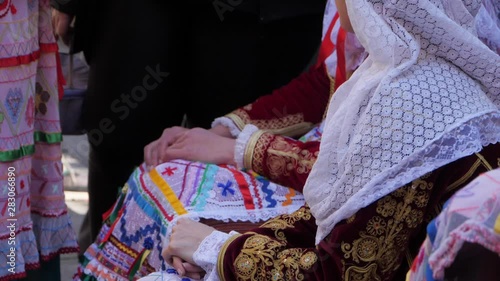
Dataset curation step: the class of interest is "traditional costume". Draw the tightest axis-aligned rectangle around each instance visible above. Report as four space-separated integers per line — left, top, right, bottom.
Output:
0 1 79 280
75 4 360 281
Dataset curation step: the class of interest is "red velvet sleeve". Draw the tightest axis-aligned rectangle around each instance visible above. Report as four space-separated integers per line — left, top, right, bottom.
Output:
225 63 332 138
243 131 319 192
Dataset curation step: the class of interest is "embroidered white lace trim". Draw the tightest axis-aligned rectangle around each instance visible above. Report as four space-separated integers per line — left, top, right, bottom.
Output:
234 125 259 170
304 0 500 244
193 231 239 281
212 117 242 138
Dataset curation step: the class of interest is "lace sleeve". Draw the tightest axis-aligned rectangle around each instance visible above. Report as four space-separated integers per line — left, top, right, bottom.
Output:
193 231 239 281
211 117 243 138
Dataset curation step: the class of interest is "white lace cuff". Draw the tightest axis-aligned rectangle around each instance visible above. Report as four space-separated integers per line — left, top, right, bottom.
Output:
234 124 260 170
193 230 239 281
211 117 242 138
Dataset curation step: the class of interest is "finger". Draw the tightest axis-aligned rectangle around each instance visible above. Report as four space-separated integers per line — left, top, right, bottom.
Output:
143 141 156 167
172 256 186 276
150 141 163 167
156 138 171 166
155 129 181 165
183 262 204 273
143 144 151 165
162 247 174 268
184 271 202 280
161 145 189 163
169 130 186 145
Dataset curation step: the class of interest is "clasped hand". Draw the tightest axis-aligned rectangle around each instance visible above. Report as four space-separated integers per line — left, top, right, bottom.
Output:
144 126 236 168
162 219 216 280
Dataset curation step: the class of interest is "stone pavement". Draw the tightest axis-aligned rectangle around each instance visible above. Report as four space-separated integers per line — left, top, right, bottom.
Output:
61 135 89 280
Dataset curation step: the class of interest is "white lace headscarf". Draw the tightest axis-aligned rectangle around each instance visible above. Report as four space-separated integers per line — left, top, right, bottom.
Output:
303 0 500 244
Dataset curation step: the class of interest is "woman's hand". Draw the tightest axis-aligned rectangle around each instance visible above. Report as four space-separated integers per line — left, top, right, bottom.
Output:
163 219 216 274
51 9 73 45
160 128 236 165
171 257 205 279
144 126 188 167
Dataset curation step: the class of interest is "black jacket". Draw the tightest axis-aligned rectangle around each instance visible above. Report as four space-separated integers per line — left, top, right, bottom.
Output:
51 0 326 63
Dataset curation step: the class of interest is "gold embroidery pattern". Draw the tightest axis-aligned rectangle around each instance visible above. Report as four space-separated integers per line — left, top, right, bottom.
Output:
243 130 266 170
234 234 285 280
250 132 274 175
228 109 313 137
341 179 432 280
274 249 318 281
347 214 357 224
231 207 316 281
344 263 381 281
234 234 319 281
266 136 319 181
299 251 318 270
232 109 304 130
260 206 312 241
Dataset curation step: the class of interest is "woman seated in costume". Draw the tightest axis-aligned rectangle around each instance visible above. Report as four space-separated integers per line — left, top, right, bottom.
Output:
139 0 500 280
75 3 370 280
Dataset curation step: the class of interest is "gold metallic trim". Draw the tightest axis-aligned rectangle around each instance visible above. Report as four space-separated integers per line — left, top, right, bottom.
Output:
475 152 494 171
244 130 266 170
266 122 315 138
217 234 243 281
226 113 246 131
445 159 481 194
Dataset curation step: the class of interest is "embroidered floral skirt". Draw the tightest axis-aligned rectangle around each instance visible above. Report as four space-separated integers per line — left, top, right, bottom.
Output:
0 1 79 280
76 161 305 280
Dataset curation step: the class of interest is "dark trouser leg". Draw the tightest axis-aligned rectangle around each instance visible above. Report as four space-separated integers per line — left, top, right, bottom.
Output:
80 0 188 245
23 256 60 281
85 143 138 241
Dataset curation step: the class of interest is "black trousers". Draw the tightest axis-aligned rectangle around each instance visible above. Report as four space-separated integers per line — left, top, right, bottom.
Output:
81 0 324 247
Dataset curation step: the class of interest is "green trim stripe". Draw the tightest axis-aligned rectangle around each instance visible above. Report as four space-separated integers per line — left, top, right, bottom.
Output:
0 132 62 162
0 145 35 162
34 131 63 144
